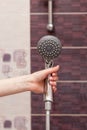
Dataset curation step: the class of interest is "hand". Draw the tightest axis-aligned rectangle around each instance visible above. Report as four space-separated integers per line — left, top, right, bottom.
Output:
28 65 59 93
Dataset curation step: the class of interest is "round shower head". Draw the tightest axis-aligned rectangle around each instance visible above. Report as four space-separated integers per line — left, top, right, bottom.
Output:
37 35 62 62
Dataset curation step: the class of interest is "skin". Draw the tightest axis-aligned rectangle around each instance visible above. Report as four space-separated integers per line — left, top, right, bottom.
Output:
0 65 59 97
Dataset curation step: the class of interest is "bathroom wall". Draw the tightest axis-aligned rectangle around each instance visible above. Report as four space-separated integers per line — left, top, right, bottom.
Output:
0 1 31 130
31 0 87 130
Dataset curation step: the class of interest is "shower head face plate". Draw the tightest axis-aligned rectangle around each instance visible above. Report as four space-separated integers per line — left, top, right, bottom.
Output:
37 35 62 61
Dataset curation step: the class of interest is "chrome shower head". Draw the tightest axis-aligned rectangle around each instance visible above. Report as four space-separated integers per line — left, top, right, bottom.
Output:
37 35 62 62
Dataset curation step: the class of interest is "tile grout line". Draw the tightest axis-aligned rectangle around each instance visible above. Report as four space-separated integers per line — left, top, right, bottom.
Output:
31 114 87 117
30 12 87 15
57 80 87 83
31 47 87 49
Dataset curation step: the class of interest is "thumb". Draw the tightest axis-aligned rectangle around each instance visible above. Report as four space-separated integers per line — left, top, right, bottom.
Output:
45 65 60 75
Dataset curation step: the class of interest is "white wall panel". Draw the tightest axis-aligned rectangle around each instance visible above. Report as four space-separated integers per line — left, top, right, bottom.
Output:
0 0 31 130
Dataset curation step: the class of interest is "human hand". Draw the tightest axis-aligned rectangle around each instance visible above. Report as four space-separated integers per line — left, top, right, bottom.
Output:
28 65 59 94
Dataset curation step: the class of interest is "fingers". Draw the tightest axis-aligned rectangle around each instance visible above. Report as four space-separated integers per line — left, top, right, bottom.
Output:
44 65 59 77
49 71 58 93
48 65 60 74
53 86 57 92
42 65 59 93
49 80 57 92
49 73 58 81
50 72 58 82
50 81 57 86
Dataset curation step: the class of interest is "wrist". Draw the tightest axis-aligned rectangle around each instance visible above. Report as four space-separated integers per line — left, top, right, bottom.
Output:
20 75 32 92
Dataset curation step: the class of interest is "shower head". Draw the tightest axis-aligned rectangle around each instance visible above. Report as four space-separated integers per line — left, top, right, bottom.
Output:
37 35 62 62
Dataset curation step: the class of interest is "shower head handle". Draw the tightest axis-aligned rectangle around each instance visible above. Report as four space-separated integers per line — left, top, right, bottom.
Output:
37 35 62 103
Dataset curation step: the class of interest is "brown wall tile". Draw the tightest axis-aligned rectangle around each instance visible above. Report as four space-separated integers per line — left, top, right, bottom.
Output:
31 83 87 114
32 116 87 130
31 49 87 80
31 15 87 47
31 0 87 12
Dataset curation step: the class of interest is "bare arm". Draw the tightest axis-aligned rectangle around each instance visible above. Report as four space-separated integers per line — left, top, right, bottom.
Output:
0 65 59 97
0 75 31 96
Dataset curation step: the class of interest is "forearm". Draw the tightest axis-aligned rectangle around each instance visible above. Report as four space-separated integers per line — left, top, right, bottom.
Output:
0 75 31 97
